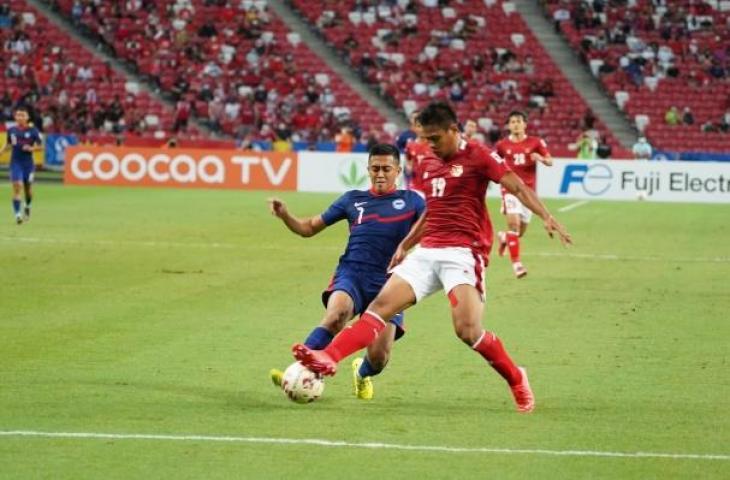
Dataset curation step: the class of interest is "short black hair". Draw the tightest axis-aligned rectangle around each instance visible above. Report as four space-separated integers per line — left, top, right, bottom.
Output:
507 110 528 122
368 143 400 165
14 105 29 114
418 102 458 130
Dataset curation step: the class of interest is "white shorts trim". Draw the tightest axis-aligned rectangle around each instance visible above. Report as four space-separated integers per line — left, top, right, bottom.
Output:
391 247 485 303
501 193 532 224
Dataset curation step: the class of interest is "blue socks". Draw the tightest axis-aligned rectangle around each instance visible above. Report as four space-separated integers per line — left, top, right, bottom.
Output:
303 326 334 350
358 356 382 378
12 199 20 216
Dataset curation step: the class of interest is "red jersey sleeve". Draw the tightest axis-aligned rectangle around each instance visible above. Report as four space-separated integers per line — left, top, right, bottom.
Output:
494 139 506 157
477 143 510 183
534 137 550 157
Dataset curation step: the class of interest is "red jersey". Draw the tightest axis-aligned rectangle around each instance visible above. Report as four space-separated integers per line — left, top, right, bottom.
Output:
414 138 510 258
404 139 431 192
494 136 549 190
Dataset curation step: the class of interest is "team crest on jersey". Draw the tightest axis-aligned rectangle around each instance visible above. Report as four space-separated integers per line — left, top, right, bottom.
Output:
450 165 463 177
392 199 406 210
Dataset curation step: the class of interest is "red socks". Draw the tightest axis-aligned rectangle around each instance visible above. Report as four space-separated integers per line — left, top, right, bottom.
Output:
506 231 520 263
472 331 523 386
323 311 386 362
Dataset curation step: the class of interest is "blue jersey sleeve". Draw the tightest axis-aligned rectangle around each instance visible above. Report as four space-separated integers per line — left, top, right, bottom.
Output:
412 191 426 219
32 128 42 145
320 192 351 226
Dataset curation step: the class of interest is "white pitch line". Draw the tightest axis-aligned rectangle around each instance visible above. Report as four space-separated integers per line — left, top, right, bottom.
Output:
558 200 589 212
0 236 238 249
523 251 730 264
1 236 729 263
0 431 727 461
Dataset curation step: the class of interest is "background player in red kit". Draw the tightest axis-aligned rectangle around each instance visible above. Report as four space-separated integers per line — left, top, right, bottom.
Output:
495 111 554 278
403 112 430 193
292 102 572 413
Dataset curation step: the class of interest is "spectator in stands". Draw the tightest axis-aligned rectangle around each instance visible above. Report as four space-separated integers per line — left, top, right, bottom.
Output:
664 106 680 125
596 136 612 159
76 64 94 82
632 137 653 159
396 110 420 152
173 100 190 133
335 126 355 152
487 123 502 145
553 5 570 32
570 131 597 159
523 55 535 76
198 84 214 102
171 75 190 101
623 58 644 87
272 134 292 153
682 107 694 125
581 108 596 130
358 53 376 78
720 109 730 133
257 123 277 143
198 20 217 38
701 120 719 133
321 87 336 107
5 56 25 78
708 60 726 80
106 95 125 133
364 128 381 152
449 82 465 102
463 119 478 139
316 10 339 29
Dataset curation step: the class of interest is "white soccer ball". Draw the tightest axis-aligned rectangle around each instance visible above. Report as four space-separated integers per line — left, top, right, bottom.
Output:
281 361 325 403
636 191 647 201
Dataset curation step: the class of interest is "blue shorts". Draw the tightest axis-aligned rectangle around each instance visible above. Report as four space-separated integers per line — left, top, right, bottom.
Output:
322 263 405 340
10 160 34 183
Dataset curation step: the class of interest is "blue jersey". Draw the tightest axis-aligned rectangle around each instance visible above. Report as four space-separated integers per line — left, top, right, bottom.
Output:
321 189 426 272
7 125 41 163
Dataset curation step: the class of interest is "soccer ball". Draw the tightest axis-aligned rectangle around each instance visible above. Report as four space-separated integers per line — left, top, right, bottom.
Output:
281 361 325 403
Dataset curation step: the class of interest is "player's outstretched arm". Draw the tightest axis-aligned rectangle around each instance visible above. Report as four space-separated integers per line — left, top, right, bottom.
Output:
267 197 326 238
530 152 553 166
499 172 572 246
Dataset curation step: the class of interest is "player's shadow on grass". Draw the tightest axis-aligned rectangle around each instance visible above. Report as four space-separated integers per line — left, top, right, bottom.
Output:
73 379 290 411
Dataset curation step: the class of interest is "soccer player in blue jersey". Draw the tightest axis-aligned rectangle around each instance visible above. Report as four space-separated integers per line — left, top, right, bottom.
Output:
1 107 42 224
268 143 425 399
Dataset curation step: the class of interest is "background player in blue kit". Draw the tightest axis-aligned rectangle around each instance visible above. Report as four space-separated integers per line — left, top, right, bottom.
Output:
0 107 43 224
268 143 425 399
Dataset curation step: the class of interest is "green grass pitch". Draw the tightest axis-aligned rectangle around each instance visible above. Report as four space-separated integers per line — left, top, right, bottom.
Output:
1 184 728 479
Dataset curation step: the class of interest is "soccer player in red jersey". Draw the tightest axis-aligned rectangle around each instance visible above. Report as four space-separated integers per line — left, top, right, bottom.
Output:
495 111 553 278
292 102 572 413
403 115 430 193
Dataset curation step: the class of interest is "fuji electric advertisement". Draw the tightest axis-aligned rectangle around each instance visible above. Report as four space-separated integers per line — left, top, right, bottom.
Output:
538 160 730 203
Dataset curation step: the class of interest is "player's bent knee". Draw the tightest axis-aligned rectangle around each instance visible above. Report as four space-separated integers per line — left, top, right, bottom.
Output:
322 310 350 332
453 323 482 345
369 297 395 318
